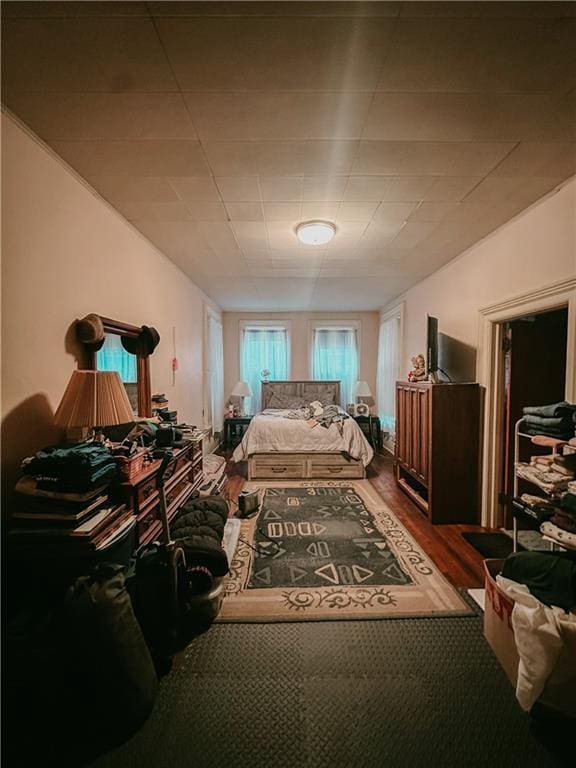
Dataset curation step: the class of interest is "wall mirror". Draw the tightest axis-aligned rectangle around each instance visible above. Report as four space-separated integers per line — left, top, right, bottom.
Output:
78 315 153 418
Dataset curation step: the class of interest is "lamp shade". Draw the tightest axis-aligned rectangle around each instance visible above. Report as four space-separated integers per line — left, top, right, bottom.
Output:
54 370 135 429
353 381 372 398
230 380 252 398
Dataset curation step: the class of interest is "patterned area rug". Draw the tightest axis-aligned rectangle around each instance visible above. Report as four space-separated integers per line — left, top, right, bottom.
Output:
219 481 472 621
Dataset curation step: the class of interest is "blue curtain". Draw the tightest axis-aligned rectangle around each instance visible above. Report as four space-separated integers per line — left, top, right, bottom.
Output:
240 328 289 414
96 334 137 383
312 328 358 408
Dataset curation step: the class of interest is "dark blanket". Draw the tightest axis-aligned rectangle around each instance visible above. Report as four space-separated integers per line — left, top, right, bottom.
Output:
502 550 576 612
172 496 229 577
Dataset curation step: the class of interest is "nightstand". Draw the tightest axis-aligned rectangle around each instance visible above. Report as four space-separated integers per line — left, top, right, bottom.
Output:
224 416 253 450
352 415 382 452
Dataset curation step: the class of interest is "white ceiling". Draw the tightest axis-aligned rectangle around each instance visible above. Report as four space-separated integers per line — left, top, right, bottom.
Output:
2 1 575 311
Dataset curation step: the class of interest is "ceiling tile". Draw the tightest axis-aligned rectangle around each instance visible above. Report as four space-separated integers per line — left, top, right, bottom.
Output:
260 177 303 202
337 201 380 221
204 140 358 177
114 200 192 223
3 93 196 140
184 92 372 140
185 202 228 221
301 202 340 221
51 140 211 177
263 203 301 222
423 176 481 202
266 222 301 250
357 219 404 249
229 221 269 250
373 202 417 221
408 202 460 222
169 176 222 202
224 202 264 222
1 17 177 92
215 176 260 202
489 142 576 178
156 16 395 91
390 221 438 249
88 175 180 204
302 176 349 202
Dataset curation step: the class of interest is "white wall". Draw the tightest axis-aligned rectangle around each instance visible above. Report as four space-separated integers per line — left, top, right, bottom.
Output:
223 311 379 405
387 177 576 379
1 112 220 504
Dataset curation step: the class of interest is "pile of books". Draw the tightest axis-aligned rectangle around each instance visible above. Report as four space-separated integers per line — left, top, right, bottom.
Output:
10 477 135 557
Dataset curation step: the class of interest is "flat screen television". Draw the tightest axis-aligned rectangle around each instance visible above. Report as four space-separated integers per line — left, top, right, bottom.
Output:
426 315 439 376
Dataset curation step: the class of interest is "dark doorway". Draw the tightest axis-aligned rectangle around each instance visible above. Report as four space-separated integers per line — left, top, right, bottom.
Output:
500 306 568 527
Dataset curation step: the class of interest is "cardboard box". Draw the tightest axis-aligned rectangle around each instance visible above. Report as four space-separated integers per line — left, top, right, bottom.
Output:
483 558 519 687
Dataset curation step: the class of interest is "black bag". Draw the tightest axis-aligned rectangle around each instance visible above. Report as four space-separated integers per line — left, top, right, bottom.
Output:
6 564 158 764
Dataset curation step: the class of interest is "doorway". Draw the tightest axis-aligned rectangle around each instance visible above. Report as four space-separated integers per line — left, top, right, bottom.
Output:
500 307 568 527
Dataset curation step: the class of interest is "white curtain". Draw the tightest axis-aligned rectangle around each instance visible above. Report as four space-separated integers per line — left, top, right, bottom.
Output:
240 327 289 414
377 315 401 434
312 328 358 408
207 313 225 432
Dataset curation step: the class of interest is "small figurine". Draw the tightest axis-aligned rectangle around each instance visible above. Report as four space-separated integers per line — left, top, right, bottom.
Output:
408 354 427 382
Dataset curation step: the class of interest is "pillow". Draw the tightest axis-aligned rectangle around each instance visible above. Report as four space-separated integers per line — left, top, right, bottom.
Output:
266 393 305 410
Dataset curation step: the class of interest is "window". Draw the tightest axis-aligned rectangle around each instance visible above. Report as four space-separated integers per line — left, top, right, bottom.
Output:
376 307 402 438
311 326 358 408
240 324 289 414
96 333 137 384
205 307 224 433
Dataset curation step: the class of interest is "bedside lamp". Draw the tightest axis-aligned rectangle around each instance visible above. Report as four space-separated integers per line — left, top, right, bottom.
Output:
353 381 372 405
54 370 135 441
230 380 252 417
353 381 372 417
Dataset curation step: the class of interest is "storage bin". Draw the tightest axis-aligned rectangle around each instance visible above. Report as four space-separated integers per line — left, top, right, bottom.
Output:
483 558 520 686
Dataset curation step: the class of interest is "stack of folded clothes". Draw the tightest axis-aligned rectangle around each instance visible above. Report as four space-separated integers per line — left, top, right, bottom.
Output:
522 401 576 439
20 442 118 494
515 462 571 495
540 492 576 549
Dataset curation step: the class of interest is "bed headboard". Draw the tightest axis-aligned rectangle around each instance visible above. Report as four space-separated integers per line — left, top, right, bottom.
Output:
261 380 341 410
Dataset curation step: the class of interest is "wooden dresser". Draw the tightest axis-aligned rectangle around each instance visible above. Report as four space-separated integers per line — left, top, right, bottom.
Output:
116 438 204 547
395 382 481 524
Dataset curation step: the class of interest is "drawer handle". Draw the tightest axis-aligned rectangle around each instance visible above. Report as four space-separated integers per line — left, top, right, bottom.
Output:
271 467 287 473
142 486 153 497
142 513 154 525
328 467 343 473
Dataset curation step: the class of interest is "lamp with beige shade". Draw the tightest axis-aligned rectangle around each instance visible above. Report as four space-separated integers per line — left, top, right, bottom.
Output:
54 370 135 441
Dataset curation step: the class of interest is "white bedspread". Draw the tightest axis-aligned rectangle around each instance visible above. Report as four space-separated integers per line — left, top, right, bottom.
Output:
232 409 374 466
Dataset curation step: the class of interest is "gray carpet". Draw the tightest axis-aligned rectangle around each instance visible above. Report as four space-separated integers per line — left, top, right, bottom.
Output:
89 609 569 768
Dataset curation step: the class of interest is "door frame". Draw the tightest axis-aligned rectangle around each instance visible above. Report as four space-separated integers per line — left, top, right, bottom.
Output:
477 277 576 528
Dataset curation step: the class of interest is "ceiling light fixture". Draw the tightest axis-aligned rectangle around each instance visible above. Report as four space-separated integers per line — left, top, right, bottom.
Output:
296 221 336 246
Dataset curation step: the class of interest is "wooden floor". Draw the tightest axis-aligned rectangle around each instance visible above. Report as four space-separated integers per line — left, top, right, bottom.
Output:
223 450 489 589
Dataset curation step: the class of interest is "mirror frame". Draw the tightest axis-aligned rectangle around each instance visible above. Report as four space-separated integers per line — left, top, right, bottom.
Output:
83 315 152 418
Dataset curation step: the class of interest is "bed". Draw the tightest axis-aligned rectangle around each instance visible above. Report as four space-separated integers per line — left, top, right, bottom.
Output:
232 381 374 480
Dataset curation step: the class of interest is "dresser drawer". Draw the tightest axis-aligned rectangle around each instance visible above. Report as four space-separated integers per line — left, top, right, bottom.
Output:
137 504 159 542
136 475 158 509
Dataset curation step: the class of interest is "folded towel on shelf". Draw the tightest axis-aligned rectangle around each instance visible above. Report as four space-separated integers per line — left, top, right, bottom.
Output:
523 414 574 429
515 463 570 495
524 425 575 439
540 520 576 549
523 402 576 419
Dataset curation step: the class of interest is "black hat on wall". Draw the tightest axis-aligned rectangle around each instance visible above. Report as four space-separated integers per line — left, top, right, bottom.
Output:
121 326 160 357
76 313 105 351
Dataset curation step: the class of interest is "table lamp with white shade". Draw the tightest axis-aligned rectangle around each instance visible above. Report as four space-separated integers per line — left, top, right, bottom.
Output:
353 381 372 416
230 380 252 417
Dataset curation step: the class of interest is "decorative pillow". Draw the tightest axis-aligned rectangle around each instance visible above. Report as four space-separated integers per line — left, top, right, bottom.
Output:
266 393 305 410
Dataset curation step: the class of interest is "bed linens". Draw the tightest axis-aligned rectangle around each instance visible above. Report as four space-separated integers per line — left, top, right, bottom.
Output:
232 407 374 467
